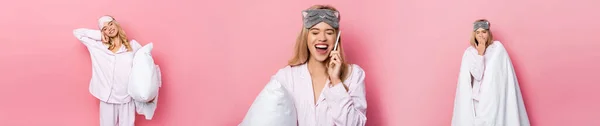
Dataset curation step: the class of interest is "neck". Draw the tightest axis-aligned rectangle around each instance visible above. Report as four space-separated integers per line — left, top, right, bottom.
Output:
111 37 122 46
307 57 327 77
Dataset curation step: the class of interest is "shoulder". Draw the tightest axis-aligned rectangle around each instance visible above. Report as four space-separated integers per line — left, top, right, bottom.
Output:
489 40 508 54
275 65 293 76
270 65 298 91
350 64 365 76
272 65 297 81
461 45 477 58
347 64 366 83
463 44 477 55
490 40 504 49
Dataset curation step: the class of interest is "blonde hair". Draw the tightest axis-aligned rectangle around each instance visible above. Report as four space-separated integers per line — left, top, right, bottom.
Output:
104 16 133 52
470 19 494 47
288 5 350 81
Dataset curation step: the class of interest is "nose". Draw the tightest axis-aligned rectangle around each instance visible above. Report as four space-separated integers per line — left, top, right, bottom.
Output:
318 33 327 42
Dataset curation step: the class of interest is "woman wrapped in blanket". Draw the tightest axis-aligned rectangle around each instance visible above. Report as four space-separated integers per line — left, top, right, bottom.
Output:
452 19 530 126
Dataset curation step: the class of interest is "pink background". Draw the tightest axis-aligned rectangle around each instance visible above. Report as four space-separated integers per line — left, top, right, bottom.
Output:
1 0 599 125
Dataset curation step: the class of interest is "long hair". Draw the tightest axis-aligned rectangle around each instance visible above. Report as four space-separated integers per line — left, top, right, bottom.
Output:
288 5 350 81
470 19 494 48
105 16 132 52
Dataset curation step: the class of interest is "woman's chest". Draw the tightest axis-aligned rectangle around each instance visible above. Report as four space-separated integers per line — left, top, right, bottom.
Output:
93 51 135 75
289 77 333 125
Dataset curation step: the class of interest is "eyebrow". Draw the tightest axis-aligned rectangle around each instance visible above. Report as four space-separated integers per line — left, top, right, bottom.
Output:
309 28 335 31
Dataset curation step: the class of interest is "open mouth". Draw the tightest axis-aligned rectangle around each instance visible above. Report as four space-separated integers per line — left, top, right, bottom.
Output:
315 44 329 54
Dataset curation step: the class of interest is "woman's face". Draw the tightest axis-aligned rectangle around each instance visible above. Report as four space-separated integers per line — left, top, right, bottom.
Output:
307 22 337 62
102 21 119 37
475 28 489 44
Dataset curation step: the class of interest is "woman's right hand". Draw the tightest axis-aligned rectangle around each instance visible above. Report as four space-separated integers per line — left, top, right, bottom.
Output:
476 41 486 55
101 33 109 43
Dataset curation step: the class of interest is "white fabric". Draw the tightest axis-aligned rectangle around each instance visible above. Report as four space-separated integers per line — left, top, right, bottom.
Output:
135 92 159 120
128 43 161 102
98 16 114 29
452 41 530 126
239 78 298 126
127 42 161 120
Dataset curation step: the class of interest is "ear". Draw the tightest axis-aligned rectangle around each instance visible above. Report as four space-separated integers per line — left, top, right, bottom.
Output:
334 12 339 18
302 11 308 18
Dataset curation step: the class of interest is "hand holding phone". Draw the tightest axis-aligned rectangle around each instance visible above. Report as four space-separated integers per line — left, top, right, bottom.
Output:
328 30 343 85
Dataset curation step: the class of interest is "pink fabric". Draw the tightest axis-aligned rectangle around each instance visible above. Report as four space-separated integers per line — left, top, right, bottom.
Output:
73 28 142 104
272 64 367 126
99 101 135 126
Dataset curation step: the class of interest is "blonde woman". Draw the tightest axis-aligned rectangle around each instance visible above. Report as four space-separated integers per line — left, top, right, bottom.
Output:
73 15 156 126
452 19 530 126
265 5 367 125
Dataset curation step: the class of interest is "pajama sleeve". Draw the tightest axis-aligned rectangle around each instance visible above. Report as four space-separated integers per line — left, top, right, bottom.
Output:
323 65 367 126
73 28 103 48
470 48 485 81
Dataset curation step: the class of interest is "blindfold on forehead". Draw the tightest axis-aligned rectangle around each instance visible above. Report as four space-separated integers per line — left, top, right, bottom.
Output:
98 16 114 29
302 9 340 29
473 21 490 31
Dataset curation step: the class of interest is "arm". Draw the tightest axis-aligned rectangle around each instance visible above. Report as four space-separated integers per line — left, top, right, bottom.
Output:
73 28 102 47
323 65 367 126
473 45 503 126
470 48 485 81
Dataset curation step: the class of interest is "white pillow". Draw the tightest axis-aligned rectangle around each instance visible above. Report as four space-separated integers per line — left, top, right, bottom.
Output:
239 81 297 126
128 43 161 103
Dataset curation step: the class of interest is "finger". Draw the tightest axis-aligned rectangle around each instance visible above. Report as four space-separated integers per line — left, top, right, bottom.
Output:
334 58 342 65
329 61 336 68
331 56 340 65
334 53 341 62
331 50 339 55
329 58 335 65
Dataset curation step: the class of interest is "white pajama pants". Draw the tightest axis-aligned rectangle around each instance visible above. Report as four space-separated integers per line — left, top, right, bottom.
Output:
100 101 135 126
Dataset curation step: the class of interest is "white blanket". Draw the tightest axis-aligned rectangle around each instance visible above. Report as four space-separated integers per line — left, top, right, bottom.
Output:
452 41 530 126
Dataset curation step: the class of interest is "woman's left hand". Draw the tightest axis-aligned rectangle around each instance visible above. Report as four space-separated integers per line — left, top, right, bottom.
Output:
328 50 343 85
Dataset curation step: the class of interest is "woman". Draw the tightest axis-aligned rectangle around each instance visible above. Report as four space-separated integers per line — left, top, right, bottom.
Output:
266 5 367 126
73 15 156 126
452 19 530 126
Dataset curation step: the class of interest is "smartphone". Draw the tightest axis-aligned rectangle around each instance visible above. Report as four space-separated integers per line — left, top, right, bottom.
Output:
333 31 341 51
